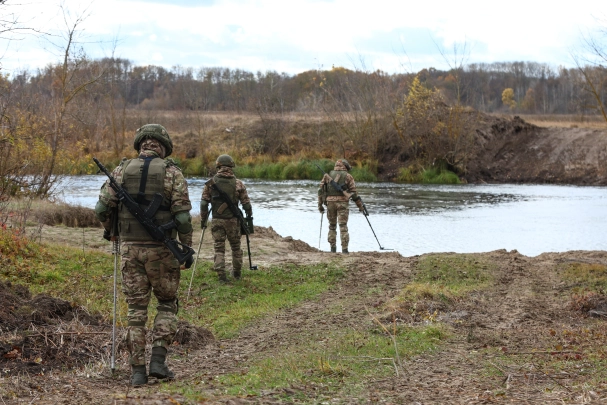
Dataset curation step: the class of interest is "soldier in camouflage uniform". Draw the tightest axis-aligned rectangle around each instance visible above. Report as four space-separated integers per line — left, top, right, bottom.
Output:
318 159 364 253
95 124 193 387
200 154 252 282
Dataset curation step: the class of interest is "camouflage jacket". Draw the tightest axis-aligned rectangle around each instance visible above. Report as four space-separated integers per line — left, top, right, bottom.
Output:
201 167 251 215
318 161 358 202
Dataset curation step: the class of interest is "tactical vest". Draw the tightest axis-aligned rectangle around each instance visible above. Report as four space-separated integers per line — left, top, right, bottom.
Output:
210 175 238 219
326 170 348 197
118 157 175 241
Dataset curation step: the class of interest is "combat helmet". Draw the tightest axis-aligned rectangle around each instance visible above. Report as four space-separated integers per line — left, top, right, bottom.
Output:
216 154 235 168
133 124 173 157
339 159 352 171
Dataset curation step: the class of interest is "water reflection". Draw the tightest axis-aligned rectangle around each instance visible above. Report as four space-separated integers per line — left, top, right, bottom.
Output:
55 175 607 257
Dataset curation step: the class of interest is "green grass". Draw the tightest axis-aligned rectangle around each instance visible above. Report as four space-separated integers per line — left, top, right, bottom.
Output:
397 166 461 184
414 253 494 295
212 324 447 397
0 229 346 337
233 159 377 181
179 261 344 338
0 229 119 316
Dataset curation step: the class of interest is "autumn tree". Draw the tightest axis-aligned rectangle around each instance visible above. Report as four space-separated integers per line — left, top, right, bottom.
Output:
502 88 516 110
394 76 476 174
36 4 104 196
521 88 536 112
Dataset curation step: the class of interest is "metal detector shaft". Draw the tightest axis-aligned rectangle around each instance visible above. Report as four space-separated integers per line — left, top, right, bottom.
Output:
245 233 258 270
362 212 392 251
318 212 323 249
187 227 205 301
111 238 118 373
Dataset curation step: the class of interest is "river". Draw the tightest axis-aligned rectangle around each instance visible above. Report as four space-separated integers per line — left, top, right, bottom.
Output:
55 175 607 257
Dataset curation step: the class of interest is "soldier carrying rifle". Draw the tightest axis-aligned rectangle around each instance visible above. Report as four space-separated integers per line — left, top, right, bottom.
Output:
94 124 193 387
317 159 365 254
200 154 254 282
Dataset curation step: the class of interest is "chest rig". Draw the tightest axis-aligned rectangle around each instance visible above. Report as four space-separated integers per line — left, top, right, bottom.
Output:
118 157 175 241
325 170 348 197
209 175 238 219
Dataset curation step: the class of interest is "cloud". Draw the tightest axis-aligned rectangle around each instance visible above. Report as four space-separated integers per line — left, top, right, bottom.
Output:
1 0 605 76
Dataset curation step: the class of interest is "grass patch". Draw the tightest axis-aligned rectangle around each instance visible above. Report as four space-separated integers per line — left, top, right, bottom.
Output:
397 165 461 184
1 228 346 337
383 254 495 322
210 324 447 397
414 253 494 295
0 228 119 317
232 158 377 181
562 262 607 293
180 261 344 338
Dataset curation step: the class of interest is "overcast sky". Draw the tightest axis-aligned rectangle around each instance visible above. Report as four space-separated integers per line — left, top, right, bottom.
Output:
1 0 606 76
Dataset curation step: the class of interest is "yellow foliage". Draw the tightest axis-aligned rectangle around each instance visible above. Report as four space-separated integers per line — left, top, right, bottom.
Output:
501 88 516 109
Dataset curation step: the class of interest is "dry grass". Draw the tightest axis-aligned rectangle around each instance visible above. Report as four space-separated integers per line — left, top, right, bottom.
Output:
495 113 607 129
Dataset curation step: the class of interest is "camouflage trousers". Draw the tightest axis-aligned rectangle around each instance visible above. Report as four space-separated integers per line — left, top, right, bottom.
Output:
211 217 243 278
327 201 350 250
120 242 180 366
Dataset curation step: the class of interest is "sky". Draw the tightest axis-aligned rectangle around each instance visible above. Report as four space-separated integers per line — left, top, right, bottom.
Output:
1 0 606 76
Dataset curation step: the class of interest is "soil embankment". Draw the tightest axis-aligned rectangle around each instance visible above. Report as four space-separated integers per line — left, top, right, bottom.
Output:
2 226 607 404
462 116 607 185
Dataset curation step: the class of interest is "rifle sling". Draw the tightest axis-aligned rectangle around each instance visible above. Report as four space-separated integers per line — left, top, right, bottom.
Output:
137 157 153 204
129 157 169 214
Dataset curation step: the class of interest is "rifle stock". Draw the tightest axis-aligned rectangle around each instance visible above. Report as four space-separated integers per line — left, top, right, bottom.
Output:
93 157 195 268
314 163 351 200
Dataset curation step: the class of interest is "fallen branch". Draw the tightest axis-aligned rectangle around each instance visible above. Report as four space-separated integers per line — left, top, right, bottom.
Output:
364 306 406 377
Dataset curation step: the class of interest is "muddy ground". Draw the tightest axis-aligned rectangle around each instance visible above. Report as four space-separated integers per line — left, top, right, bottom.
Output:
2 224 607 404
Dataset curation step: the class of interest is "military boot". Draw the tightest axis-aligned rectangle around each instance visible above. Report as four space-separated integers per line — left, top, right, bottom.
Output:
149 347 175 380
131 365 148 387
330 246 336 253
233 269 241 280
342 249 349 254
217 272 228 283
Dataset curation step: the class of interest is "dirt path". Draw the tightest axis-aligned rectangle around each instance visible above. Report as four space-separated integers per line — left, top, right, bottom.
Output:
2 228 607 404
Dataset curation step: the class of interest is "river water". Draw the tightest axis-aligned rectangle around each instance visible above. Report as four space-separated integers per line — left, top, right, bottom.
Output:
56 175 607 257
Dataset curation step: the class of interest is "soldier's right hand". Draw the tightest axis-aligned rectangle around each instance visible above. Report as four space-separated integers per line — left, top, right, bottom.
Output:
103 228 111 241
318 205 325 214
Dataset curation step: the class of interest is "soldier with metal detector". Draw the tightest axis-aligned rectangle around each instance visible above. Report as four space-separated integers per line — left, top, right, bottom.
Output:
316 159 365 253
94 124 194 387
200 154 256 283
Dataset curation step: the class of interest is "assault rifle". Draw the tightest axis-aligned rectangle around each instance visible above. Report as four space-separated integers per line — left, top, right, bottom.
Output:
314 162 351 200
93 157 195 268
207 178 258 270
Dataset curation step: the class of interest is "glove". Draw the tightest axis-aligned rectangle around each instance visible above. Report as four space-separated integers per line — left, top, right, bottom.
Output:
183 255 194 269
355 198 364 212
103 228 111 241
201 212 209 229
318 204 325 214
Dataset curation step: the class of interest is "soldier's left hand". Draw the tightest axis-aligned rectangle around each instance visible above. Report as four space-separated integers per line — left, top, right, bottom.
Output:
181 255 194 270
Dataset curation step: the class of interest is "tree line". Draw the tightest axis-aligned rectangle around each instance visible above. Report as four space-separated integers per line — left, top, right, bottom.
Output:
9 58 606 115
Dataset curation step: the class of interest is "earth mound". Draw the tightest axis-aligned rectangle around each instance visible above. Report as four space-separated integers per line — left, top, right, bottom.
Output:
0 281 214 376
465 115 607 184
